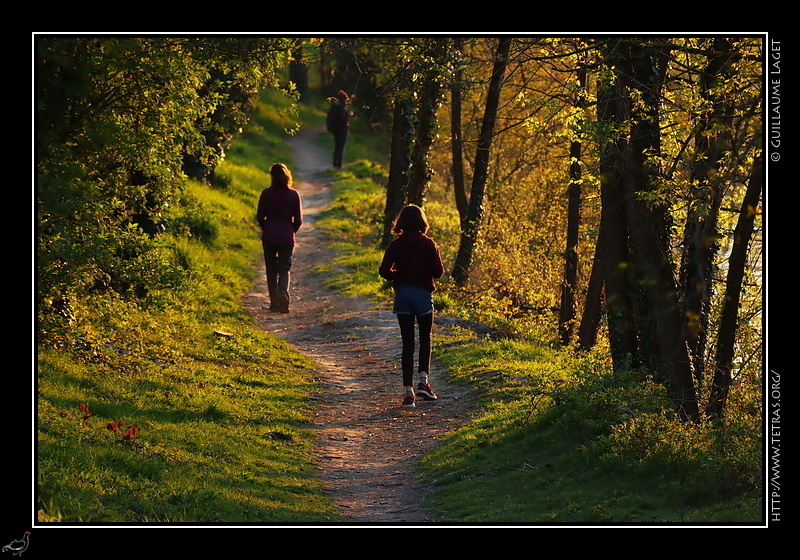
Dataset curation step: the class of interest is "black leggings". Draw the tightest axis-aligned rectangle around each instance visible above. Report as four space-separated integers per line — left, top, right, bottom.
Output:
398 313 433 387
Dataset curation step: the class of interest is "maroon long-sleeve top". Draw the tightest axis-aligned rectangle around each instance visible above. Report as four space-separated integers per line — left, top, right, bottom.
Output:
379 231 444 292
256 187 303 245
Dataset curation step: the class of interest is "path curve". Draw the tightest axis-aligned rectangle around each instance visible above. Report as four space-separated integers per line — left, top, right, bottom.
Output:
243 128 474 524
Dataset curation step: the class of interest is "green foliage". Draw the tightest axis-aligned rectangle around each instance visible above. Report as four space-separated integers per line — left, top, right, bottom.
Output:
162 191 219 244
36 36 294 335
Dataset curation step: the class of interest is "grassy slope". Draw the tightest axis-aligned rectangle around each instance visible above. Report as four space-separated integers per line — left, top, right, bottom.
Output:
36 96 344 523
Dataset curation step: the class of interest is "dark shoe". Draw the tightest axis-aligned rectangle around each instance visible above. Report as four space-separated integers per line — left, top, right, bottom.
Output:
402 394 416 408
416 382 437 401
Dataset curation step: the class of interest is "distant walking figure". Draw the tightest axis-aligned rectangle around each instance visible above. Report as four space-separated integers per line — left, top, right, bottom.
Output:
326 90 352 168
256 163 303 313
379 204 445 408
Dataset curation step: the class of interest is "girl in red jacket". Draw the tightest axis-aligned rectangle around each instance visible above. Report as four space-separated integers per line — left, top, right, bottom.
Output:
379 205 445 407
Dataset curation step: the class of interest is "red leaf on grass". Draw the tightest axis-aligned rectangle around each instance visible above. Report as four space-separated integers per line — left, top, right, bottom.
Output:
122 425 138 440
79 403 94 422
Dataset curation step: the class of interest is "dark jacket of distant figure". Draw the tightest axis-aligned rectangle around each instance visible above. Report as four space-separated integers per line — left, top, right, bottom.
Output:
379 231 444 293
256 187 303 245
326 101 350 134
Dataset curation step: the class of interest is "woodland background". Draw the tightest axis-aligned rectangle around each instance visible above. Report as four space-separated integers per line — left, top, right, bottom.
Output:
38 35 763 420
34 35 765 525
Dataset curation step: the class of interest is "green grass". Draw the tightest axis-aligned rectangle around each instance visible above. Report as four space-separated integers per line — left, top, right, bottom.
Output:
417 333 763 524
37 327 331 522
36 250 341 522
314 159 392 302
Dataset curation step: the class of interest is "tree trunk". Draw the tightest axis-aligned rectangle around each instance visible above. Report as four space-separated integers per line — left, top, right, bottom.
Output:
622 134 700 421
706 153 762 418
382 98 414 248
406 39 447 207
452 37 512 286
577 222 605 351
558 137 582 344
558 66 587 345
451 39 468 227
288 39 309 100
619 41 673 377
596 56 638 368
616 41 699 421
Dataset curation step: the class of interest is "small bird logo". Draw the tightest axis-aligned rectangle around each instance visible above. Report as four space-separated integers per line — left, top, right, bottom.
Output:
2 531 30 556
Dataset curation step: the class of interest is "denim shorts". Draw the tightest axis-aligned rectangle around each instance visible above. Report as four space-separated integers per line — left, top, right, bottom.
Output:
393 283 434 316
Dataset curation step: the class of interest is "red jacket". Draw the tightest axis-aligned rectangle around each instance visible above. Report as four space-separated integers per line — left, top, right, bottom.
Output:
256 187 303 245
379 231 444 292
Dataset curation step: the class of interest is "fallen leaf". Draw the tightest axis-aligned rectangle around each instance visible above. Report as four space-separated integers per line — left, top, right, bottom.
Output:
79 403 94 423
122 425 138 440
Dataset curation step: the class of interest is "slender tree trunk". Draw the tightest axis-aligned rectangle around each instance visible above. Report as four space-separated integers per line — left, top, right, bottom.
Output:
559 66 587 345
382 98 414 247
452 37 511 286
558 137 582 344
406 76 441 206
577 222 605 351
406 39 447 207
706 153 762 418
451 39 468 227
319 40 331 93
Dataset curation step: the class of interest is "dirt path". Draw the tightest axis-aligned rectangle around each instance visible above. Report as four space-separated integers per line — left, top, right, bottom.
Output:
243 128 475 524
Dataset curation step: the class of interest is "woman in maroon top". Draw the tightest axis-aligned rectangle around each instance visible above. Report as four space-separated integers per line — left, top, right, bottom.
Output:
379 204 444 408
256 163 303 313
